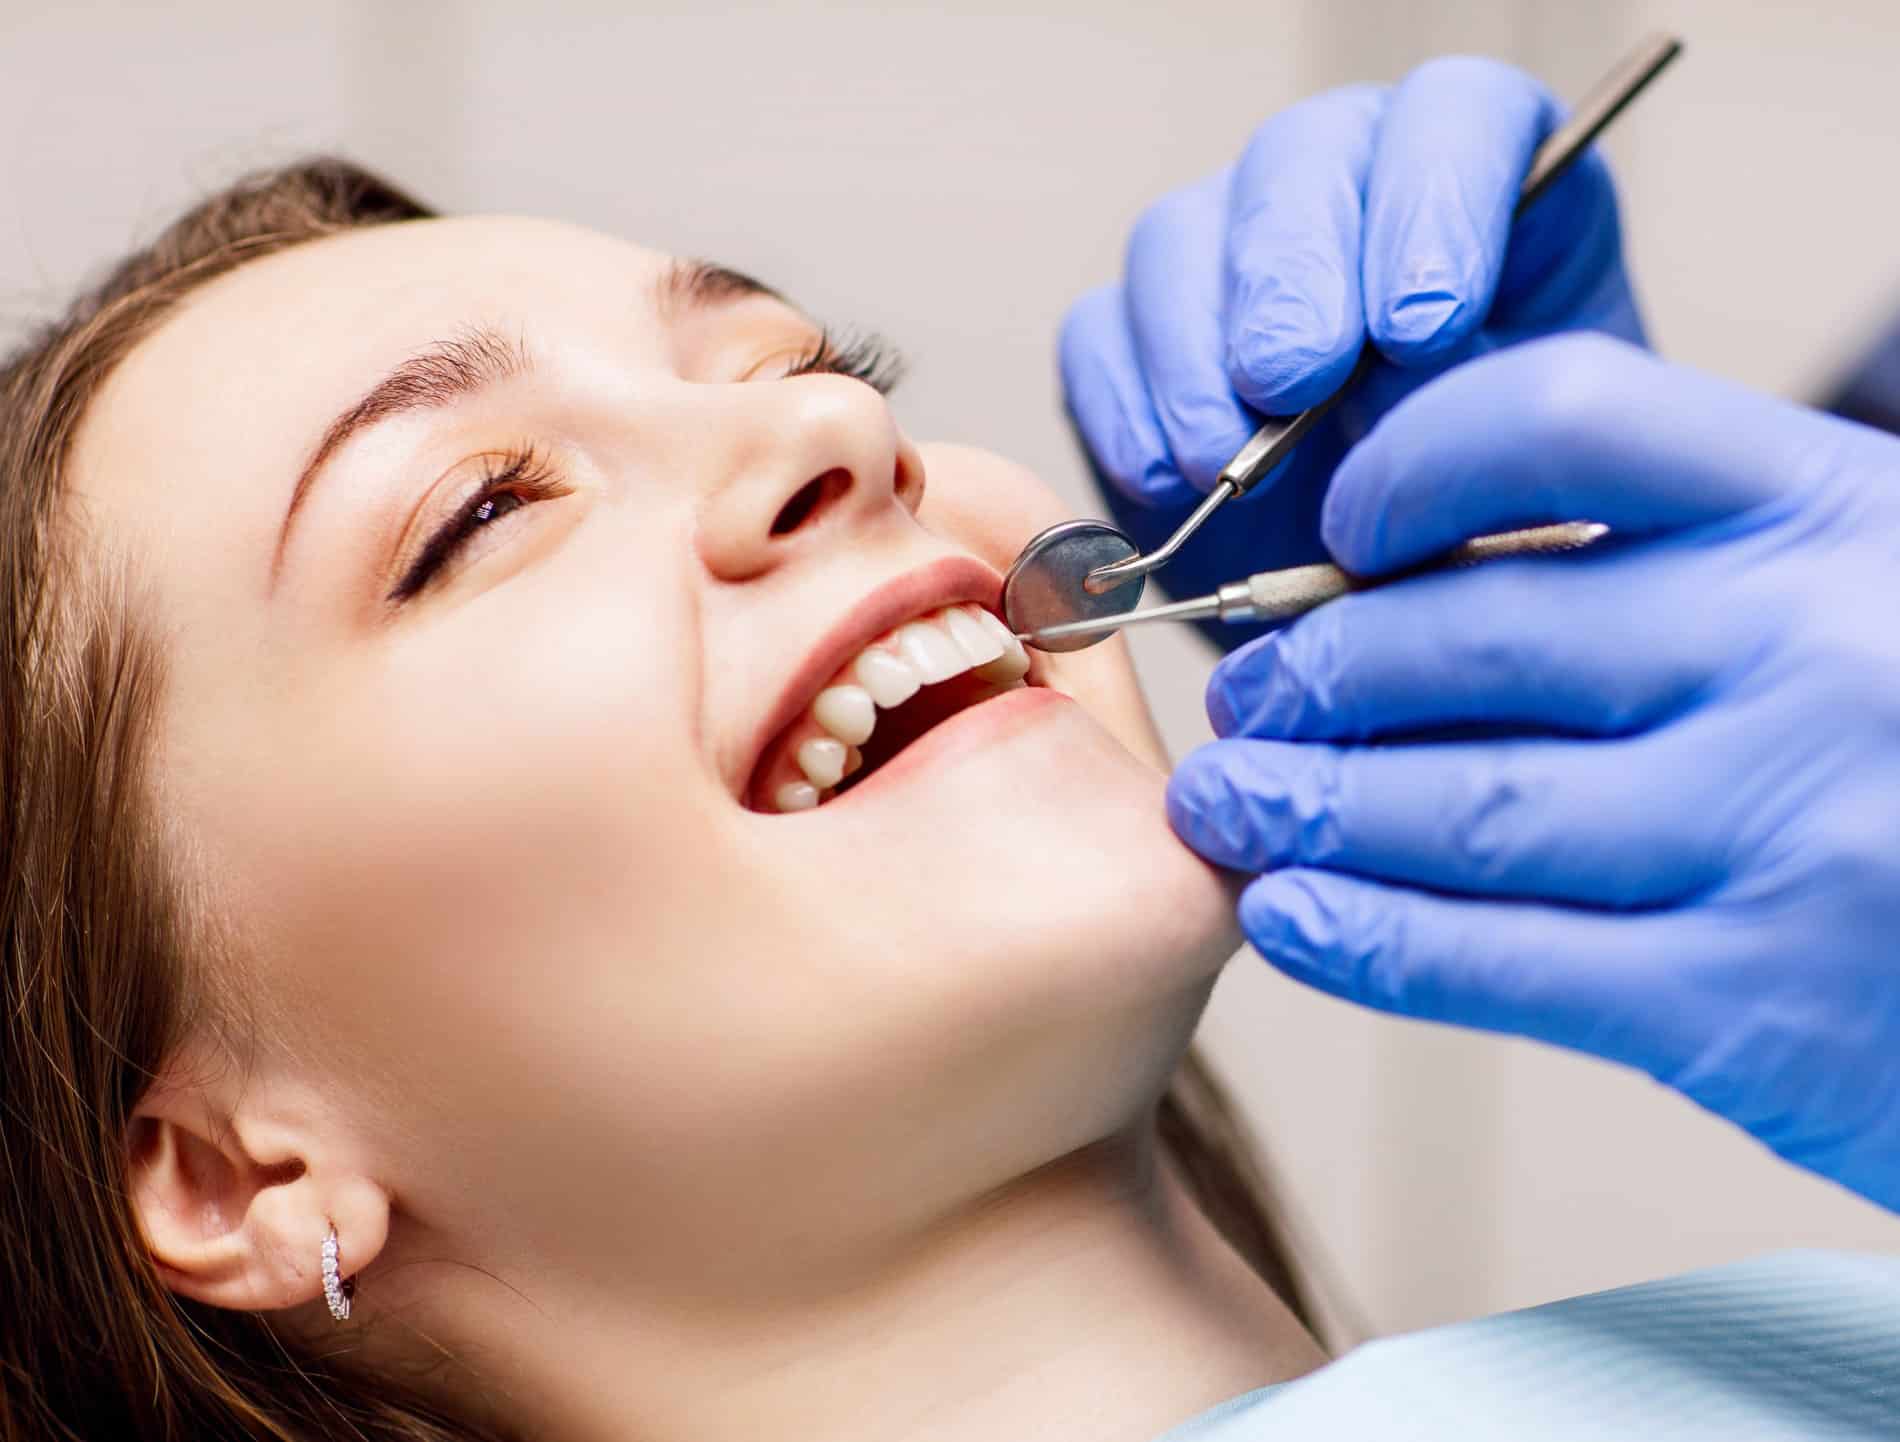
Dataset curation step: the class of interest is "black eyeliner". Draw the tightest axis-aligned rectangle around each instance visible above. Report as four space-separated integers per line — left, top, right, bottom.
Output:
386 452 534 605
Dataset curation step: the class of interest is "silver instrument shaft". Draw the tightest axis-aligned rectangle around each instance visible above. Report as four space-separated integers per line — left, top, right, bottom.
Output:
1079 31 1682 597
1020 522 1608 647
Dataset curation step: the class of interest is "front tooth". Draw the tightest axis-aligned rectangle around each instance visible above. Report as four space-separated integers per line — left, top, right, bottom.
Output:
975 646 1030 684
812 685 875 745
974 607 1015 647
943 605 1005 665
855 646 922 708
843 745 863 777
972 609 1031 683
776 781 820 812
894 617 965 684
797 736 848 788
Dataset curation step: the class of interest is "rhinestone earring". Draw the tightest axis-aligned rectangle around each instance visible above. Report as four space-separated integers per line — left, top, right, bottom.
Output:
321 1222 352 1321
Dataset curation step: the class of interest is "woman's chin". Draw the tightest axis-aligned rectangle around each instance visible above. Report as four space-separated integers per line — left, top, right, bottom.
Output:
746 681 1245 1014
913 696 1243 989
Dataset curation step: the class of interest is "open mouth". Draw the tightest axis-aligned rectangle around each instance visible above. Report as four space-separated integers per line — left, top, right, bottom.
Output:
744 602 1036 813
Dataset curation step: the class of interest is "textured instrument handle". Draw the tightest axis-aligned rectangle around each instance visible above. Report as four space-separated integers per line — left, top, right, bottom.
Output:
1242 522 1607 624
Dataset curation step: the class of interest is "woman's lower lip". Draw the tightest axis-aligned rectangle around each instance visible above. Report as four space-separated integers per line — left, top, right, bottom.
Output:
820 684 1071 808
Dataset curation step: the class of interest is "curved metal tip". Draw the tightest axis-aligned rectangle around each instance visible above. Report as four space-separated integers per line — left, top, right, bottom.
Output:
1002 518 1146 650
1081 548 1166 594
1083 480 1235 593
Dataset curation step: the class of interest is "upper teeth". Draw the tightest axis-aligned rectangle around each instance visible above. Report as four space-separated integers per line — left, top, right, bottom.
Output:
773 603 1031 811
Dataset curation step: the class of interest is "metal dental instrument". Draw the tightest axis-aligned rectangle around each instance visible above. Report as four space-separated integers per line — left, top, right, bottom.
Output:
1002 31 1682 651
1018 521 1608 648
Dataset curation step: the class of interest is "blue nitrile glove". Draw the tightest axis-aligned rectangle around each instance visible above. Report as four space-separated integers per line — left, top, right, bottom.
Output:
1168 333 1900 1213
1059 57 1645 606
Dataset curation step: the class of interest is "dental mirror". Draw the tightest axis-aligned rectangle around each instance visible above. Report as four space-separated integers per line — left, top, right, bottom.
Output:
1002 519 1145 652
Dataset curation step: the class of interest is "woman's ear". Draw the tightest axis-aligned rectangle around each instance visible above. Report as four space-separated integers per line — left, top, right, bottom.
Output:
125 1043 388 1314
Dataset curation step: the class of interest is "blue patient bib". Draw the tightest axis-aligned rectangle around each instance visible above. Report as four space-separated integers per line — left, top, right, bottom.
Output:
1156 1251 1900 1440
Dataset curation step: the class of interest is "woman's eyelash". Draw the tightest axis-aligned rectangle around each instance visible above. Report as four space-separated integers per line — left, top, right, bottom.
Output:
782 328 907 395
388 445 565 605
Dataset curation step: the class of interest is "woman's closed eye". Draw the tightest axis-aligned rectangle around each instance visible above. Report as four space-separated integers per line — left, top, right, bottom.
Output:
385 330 910 607
388 444 567 605
780 329 907 395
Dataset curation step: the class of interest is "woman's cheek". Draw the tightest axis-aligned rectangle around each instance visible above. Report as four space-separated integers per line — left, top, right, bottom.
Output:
912 441 1072 575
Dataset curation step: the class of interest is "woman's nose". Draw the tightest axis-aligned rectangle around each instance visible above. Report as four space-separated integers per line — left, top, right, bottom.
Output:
694 375 925 583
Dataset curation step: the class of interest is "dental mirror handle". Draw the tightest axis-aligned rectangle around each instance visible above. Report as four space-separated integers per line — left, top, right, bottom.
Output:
1080 31 1682 596
1022 522 1609 648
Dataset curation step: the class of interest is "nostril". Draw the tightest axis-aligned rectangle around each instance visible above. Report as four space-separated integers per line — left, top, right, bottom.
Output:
771 467 853 537
770 478 824 535
893 453 924 511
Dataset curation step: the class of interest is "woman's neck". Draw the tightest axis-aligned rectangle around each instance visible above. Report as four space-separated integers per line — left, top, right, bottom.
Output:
466 1121 1325 1442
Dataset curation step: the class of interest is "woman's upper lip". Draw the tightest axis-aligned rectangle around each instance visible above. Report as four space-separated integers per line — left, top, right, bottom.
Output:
738 555 1006 800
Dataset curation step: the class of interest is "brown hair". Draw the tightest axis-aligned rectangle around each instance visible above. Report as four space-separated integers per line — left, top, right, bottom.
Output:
0 158 1317 1441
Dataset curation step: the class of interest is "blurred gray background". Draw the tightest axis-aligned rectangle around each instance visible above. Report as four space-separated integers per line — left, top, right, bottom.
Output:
7 0 1896 1338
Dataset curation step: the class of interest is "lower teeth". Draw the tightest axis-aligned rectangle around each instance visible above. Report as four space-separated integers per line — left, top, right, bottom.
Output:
771 676 1031 811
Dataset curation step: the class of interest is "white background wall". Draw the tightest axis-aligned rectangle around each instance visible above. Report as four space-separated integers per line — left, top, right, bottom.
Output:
6 0 1896 1339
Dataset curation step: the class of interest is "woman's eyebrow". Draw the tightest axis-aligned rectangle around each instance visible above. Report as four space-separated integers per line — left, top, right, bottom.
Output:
653 258 785 319
267 325 529 597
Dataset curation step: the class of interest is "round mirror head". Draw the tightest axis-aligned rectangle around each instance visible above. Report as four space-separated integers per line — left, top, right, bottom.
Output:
1002 520 1145 652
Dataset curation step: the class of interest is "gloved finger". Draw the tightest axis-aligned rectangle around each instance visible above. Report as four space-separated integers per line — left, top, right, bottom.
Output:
1059 282 1200 509
1203 540 1714 742
1363 56 1552 365
1222 84 1384 413
1237 866 1714 1072
1125 167 1265 492
1489 147 1642 344
1322 333 1852 575
1170 733 1721 909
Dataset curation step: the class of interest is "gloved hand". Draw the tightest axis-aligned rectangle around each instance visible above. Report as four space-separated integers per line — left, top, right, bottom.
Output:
1168 333 1900 1213
1060 56 1645 604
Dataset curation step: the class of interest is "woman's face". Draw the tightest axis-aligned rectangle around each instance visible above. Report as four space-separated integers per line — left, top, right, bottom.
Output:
74 216 1239 1306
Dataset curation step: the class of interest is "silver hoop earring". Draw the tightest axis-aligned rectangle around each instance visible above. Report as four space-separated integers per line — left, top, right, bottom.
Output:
321 1222 352 1321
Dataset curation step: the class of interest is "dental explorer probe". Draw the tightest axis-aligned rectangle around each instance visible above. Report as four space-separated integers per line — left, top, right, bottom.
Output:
1016 522 1608 649
1078 32 1679 597
1000 32 1681 649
